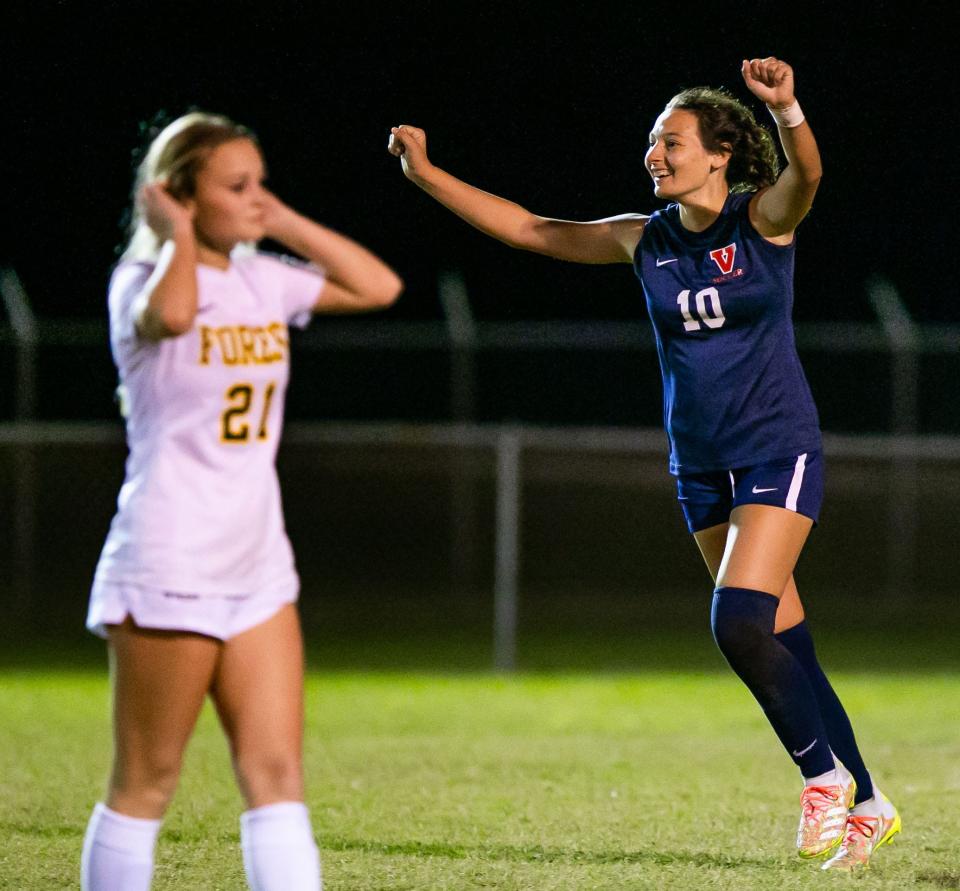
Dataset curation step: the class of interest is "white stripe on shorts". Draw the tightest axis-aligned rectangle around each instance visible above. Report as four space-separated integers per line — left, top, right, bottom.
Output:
785 453 808 512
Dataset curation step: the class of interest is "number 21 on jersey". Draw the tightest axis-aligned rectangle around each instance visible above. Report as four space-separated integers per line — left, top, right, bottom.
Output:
221 381 277 443
677 287 726 332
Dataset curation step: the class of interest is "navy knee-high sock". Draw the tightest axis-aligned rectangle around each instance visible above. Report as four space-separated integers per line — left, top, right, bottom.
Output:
711 587 834 778
776 620 873 803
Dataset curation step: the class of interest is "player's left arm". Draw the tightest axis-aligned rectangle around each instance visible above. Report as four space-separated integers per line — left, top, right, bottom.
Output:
741 57 822 239
261 191 403 313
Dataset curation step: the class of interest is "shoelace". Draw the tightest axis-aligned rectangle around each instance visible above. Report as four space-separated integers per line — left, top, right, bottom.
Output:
843 814 877 845
801 785 840 822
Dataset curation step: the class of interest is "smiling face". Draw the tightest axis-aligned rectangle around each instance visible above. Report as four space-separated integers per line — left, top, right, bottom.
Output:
644 108 729 203
187 137 267 255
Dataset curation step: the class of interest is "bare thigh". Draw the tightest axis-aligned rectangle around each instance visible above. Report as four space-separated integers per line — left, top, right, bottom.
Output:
209 604 306 809
107 618 221 818
693 506 810 632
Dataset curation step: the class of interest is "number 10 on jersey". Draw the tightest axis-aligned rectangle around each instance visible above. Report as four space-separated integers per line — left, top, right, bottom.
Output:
677 287 726 332
221 381 277 443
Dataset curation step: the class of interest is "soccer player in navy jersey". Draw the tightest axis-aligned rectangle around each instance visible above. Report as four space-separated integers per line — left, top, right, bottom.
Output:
389 57 899 871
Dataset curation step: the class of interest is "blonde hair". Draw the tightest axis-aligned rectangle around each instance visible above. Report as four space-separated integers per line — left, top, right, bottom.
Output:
121 111 256 262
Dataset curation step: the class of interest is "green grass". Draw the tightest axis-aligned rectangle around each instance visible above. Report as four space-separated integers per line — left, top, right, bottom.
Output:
1 669 959 890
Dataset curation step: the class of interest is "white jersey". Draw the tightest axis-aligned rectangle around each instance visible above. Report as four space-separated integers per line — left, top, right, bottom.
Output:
93 251 325 596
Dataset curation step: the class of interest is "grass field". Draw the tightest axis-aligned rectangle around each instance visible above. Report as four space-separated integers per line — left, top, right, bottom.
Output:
1 665 959 890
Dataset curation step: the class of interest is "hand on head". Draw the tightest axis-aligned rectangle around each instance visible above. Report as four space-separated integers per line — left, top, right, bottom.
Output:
741 57 796 109
140 181 195 241
258 188 297 241
387 125 432 182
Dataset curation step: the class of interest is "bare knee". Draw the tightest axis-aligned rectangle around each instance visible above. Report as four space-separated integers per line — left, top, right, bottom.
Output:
108 751 184 818
233 748 304 806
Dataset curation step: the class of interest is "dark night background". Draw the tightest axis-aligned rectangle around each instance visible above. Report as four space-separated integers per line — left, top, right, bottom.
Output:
2 0 956 327
2 2 958 669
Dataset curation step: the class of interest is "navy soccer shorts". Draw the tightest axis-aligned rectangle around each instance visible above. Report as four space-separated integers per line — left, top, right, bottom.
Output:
676 450 824 534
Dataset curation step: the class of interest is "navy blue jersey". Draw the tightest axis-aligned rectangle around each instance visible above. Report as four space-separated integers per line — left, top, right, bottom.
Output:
634 191 821 475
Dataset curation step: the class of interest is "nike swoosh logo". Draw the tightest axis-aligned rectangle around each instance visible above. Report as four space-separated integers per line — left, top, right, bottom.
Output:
792 738 818 758
752 486 778 494
656 257 678 267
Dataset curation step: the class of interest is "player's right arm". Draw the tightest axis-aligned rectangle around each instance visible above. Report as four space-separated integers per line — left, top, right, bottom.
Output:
388 125 645 265
134 182 200 341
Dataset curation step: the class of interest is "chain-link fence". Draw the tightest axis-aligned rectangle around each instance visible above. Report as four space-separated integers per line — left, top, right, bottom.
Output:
3 269 958 669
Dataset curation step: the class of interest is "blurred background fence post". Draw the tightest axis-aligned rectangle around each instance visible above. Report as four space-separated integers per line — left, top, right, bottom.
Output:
493 426 521 672
869 276 919 598
440 268 483 605
1 268 39 613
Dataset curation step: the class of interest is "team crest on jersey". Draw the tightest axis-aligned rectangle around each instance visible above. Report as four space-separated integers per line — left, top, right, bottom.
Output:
709 243 737 274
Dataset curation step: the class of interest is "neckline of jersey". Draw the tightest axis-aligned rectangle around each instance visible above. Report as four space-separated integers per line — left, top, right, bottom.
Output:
198 260 240 276
669 191 738 246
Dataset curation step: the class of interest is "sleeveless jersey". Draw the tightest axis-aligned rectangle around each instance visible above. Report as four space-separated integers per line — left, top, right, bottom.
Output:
634 191 821 475
93 251 325 595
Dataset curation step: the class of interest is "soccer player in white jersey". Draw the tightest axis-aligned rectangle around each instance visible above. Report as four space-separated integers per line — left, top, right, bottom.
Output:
80 112 403 891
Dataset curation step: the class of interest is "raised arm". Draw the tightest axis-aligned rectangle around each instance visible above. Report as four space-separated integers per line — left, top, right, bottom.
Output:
388 125 645 265
134 183 200 341
742 57 823 238
261 192 403 314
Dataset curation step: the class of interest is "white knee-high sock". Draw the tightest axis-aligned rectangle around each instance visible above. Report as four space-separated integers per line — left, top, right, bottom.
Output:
81 802 161 891
241 801 322 891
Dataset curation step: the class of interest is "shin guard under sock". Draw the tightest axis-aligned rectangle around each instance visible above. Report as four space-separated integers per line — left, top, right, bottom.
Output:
81 802 160 891
711 586 834 777
776 620 874 803
241 801 322 891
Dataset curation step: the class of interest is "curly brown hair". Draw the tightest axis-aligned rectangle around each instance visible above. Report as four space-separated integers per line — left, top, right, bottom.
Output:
665 87 779 194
